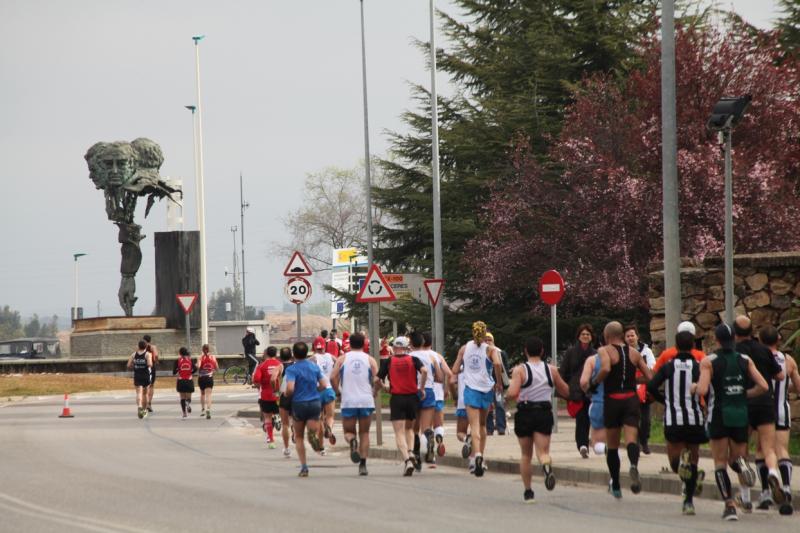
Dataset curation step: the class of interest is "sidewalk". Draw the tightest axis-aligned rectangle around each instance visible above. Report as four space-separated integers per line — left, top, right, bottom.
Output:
238 405 800 508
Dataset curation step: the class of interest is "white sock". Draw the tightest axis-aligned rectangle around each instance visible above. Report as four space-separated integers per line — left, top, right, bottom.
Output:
594 442 606 455
434 426 444 438
740 487 751 503
419 433 427 452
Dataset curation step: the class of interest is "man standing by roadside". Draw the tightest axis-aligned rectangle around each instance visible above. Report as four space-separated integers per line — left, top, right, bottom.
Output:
560 324 596 458
242 327 260 382
143 335 158 413
485 332 510 436
623 324 656 454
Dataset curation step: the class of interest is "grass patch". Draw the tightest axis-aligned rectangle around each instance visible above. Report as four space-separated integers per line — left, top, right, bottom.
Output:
0 374 175 398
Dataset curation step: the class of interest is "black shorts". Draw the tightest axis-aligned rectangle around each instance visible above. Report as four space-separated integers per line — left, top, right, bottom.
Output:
706 420 748 443
133 375 150 388
748 403 775 429
390 394 419 421
603 394 640 429
514 403 554 437
259 399 279 414
664 425 709 445
176 379 195 393
279 394 292 411
198 376 214 390
150 369 156 384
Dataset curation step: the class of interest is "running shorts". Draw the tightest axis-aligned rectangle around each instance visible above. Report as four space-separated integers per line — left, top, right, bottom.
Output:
319 388 336 406
390 393 419 421
603 395 640 429
198 376 214 390
748 403 775 429
706 419 748 443
259 399 279 414
463 386 493 410
664 425 708 445
455 408 467 419
341 407 375 419
292 400 322 422
434 400 445 413
133 375 150 388
588 400 604 430
418 387 436 409
279 394 292 411
176 379 195 393
514 403 554 437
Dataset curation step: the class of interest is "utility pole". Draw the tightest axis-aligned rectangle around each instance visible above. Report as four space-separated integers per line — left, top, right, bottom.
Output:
230 226 241 319
661 0 681 346
429 0 444 354
240 172 249 317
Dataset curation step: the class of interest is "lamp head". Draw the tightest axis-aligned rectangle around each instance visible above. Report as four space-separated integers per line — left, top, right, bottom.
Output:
707 95 752 131
185 105 196 113
73 253 87 261
192 35 205 43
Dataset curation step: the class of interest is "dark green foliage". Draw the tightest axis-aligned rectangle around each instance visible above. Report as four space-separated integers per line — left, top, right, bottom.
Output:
778 0 800 57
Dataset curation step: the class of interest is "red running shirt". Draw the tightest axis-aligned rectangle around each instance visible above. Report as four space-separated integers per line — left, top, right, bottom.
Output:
199 355 218 377
176 356 195 380
388 355 420 395
253 358 282 401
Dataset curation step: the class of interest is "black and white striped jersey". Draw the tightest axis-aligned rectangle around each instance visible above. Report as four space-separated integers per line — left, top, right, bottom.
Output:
647 351 704 427
772 350 791 429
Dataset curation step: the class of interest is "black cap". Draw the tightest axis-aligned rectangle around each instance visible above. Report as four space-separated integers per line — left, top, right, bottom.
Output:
715 323 735 350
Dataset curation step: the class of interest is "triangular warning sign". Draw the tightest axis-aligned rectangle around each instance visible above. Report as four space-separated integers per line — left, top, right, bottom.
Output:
356 264 397 303
424 279 445 307
283 251 312 276
176 293 198 314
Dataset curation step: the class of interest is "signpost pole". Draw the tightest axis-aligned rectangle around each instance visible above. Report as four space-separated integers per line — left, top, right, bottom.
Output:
296 303 301 341
551 303 558 433
186 312 191 351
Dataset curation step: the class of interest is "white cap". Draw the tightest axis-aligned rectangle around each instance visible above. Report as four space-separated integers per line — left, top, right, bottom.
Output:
393 336 409 348
677 321 696 335
246 327 255 334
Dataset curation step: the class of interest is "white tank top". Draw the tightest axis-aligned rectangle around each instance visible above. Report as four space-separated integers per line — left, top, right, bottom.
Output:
517 360 553 403
412 349 436 390
456 372 466 410
773 350 790 428
431 351 445 401
315 352 335 390
339 351 375 409
462 340 495 393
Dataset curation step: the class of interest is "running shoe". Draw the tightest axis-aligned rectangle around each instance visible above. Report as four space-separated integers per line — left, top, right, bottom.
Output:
734 494 753 513
735 457 756 487
187 403 192 414
137 408 144 419
404 459 414 477
722 504 738 521
579 445 589 459
468 458 476 475
268 442 276 450
523 489 535 503
142 409 148 419
200 410 206 417
695 469 705 497
757 491 774 510
425 431 435 463
147 406 153 413
641 443 651 455
677 449 692 482
308 430 323 452
544 466 556 491
319 448 327 456
768 472 786 505
682 501 695 516
608 480 622 499
629 465 642 494
436 434 445 457
181 412 187 419
778 493 793 516
474 455 485 478
349 438 361 463
206 409 210 420
358 463 368 476
298 466 309 478
283 448 291 458
328 428 336 446
461 435 472 459
414 452 423 472
273 416 281 431
324 424 332 439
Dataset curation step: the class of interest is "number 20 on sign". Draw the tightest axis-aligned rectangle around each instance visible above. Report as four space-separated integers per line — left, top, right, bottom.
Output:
285 277 312 305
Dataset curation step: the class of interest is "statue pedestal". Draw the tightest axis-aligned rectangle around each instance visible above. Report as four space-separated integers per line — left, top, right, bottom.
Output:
154 231 200 329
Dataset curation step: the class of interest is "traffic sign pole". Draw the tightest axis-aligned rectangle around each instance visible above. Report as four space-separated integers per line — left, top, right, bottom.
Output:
296 303 301 342
538 270 565 434
186 312 191 351
551 304 558 433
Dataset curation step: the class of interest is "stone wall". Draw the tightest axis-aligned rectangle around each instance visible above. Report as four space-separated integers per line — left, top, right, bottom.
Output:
70 328 217 358
648 252 800 352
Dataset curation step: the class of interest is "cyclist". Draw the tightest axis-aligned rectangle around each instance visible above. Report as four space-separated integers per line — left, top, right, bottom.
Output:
242 327 260 383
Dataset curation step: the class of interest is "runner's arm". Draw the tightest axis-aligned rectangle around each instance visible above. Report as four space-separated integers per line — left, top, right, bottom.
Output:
270 363 282 390
439 355 453 398
594 347 611 386
490 347 504 393
746 358 768 398
331 356 344 393
172 359 179 376
432 356 444 384
579 356 595 393
550 365 570 399
631 349 653 382
369 356 379 395
252 364 262 388
146 352 153 369
646 366 667 404
696 358 712 397
418 366 428 400
450 346 466 375
505 365 524 401
126 353 134 370
787 357 800 395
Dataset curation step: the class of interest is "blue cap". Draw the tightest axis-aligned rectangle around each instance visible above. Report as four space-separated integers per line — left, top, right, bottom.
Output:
715 323 735 349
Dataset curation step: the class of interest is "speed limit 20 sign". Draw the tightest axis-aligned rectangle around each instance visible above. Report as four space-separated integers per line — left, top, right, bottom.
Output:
285 277 312 304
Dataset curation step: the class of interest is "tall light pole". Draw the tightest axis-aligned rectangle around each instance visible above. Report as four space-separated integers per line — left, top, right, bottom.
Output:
661 0 681 346
72 253 87 323
429 0 444 354
240 172 249 316
359 0 381 445
192 35 209 345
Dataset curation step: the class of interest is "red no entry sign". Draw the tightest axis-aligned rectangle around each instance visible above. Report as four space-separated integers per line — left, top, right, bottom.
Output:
539 270 565 306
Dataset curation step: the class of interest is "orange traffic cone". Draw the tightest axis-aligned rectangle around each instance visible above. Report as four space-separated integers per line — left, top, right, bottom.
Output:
58 393 74 418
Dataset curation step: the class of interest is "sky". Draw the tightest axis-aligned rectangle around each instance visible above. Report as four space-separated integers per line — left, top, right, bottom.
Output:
0 0 784 323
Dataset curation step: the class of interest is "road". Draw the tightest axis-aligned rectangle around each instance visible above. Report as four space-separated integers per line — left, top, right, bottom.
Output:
0 389 797 533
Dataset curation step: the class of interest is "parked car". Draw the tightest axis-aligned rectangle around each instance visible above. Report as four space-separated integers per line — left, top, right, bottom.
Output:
0 337 61 360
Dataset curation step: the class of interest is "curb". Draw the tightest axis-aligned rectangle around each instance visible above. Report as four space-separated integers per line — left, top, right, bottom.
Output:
346 446 800 510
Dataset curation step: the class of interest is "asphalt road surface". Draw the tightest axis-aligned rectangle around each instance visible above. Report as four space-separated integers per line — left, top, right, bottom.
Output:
1 390 797 533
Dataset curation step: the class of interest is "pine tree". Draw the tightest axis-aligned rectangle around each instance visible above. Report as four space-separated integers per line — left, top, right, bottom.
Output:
778 0 800 57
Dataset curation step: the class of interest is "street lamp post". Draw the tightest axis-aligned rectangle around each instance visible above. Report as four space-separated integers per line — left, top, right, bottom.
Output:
72 253 87 323
192 35 209 346
429 0 444 354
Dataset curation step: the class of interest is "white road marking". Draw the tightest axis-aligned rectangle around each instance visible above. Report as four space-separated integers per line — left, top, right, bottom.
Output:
225 393 257 399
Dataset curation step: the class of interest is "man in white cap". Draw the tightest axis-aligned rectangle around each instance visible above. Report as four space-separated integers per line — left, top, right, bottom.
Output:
653 321 705 374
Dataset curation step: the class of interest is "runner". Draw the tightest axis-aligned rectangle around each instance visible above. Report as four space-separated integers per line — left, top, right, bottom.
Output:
312 337 337 452
376 335 427 476
451 371 472 460
172 347 196 418
589 321 652 498
253 346 282 449
647 330 708 516
653 322 705 372
410 331 444 467
277 347 295 458
757 326 799 515
197 344 218 419
579 352 606 456
507 336 569 502
332 332 378 476
143 335 158 413
697 323 769 521
450 321 504 477
734 316 785 513
623 324 656 455
284 341 329 477
126 340 153 419
424 331 452 458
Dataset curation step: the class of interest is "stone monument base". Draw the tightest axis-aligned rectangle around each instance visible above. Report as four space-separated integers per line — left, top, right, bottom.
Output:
70 316 215 358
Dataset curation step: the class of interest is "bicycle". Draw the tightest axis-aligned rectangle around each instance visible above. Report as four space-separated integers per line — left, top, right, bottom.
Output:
222 353 258 385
